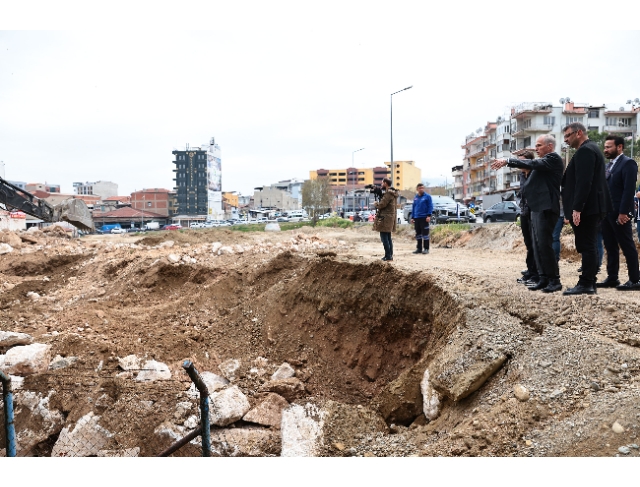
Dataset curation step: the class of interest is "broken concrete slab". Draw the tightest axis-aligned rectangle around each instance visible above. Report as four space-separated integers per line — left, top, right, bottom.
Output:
49 354 78 370
209 385 251 426
281 401 388 457
2 343 51 376
243 393 289 428
118 354 142 371
429 349 507 402
52 412 113 457
218 358 241 380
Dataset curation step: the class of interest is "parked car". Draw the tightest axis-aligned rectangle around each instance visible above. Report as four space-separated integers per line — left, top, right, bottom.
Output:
276 216 290 222
482 201 521 223
110 227 127 234
431 196 471 224
161 224 181 231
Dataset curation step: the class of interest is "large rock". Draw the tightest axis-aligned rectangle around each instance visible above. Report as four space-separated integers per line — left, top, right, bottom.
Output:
0 231 22 248
243 393 289 428
136 360 171 382
429 349 507 402
271 362 295 380
420 369 442 421
210 427 281 456
209 386 251 426
259 378 306 402
218 358 241 380
10 391 65 455
186 371 229 399
2 343 51 376
52 412 113 457
370 361 425 426
0 331 33 349
281 401 388 457
0 243 13 255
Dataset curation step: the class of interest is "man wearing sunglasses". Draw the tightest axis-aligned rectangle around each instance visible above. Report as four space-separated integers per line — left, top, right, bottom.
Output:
561 123 612 295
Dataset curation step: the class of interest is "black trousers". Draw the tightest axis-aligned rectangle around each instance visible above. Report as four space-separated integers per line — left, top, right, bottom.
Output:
530 210 559 279
520 213 537 276
380 232 393 259
413 217 430 251
601 212 640 282
571 213 604 286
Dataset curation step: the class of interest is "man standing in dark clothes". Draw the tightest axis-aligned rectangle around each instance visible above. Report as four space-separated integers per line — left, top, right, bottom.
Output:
596 135 640 290
492 135 564 293
561 123 613 295
410 183 433 254
515 151 537 284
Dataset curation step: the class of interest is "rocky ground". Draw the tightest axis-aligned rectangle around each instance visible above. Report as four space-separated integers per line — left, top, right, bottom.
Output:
1 222 640 457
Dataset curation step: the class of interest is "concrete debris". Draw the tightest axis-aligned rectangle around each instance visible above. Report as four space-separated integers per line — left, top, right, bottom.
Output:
118 354 142 371
27 292 40 300
259 377 306 402
243 393 290 428
211 242 223 254
2 343 51 376
49 354 78 370
0 243 13 254
209 385 251 426
186 371 229 399
0 330 34 348
420 369 441 421
271 362 295 380
52 412 113 457
219 246 235 255
136 360 171 382
281 403 327 457
218 358 241 380
158 240 174 248
210 427 281 456
168 253 181 263
612 421 625 434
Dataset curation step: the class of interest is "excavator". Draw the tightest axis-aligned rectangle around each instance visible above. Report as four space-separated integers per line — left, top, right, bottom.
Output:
0 176 94 232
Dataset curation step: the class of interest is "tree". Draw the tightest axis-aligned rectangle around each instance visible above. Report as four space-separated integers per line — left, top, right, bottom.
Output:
301 178 332 226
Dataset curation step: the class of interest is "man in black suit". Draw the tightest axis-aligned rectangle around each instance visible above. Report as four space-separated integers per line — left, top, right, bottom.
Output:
561 123 613 295
596 135 640 290
492 135 564 292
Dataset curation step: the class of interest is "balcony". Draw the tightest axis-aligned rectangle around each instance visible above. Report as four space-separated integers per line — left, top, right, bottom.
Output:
604 124 637 132
468 148 486 158
512 123 554 136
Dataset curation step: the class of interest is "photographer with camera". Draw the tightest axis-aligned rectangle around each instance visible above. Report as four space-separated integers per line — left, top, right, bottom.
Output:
410 183 433 254
371 178 399 261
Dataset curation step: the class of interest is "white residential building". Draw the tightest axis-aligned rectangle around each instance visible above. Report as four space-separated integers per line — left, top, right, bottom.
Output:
73 180 118 199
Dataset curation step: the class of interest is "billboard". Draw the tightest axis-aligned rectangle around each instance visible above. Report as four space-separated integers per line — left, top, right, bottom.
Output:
207 139 222 218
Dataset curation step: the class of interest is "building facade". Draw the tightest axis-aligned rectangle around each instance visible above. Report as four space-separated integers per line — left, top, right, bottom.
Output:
131 188 172 217
172 138 222 218
384 160 422 191
457 100 640 204
73 181 118 199
252 184 299 211
310 166 391 188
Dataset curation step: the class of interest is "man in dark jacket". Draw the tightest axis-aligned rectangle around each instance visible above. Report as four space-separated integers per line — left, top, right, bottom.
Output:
515 151 537 284
597 135 640 290
561 123 613 295
492 135 564 293
373 178 399 261
410 183 433 254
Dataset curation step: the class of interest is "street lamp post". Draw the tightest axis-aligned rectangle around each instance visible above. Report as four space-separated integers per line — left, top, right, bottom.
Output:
391 85 413 187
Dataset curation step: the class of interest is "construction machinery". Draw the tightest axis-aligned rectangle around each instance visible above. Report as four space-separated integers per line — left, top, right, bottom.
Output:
0 177 94 232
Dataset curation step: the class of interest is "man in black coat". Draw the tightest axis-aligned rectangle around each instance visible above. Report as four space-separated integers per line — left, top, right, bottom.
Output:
561 123 613 295
597 135 640 290
492 135 564 292
516 151 537 285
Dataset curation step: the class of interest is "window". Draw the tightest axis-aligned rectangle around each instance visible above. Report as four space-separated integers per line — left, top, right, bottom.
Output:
523 136 531 148
619 117 633 127
588 110 599 118
566 116 584 125
147 202 152 207
606 117 617 126
543 116 555 125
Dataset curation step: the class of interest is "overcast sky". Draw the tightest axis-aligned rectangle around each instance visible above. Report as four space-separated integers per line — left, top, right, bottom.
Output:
1 3 639 196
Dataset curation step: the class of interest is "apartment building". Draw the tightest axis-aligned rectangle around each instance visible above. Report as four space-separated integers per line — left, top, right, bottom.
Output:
131 188 173 217
310 166 391 188
73 181 118 199
457 100 640 203
384 160 422 191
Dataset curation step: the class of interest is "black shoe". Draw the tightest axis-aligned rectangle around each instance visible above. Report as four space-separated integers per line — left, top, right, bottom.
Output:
563 284 597 295
412 249 422 254
528 278 549 291
516 277 529 284
616 280 640 291
382 257 393 261
542 279 562 293
422 249 429 254
521 269 529 276
524 277 540 286
577 266 583 272
596 277 620 288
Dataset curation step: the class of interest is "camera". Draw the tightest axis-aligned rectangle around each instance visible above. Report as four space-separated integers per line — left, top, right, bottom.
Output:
364 184 383 200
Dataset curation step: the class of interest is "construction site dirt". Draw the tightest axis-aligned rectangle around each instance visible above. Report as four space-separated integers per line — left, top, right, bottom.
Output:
2 223 640 457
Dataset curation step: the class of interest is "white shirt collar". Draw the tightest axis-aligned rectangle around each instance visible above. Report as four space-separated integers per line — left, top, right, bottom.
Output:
610 154 622 166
